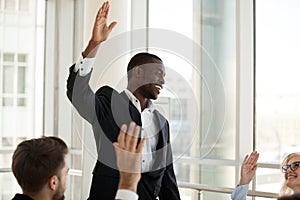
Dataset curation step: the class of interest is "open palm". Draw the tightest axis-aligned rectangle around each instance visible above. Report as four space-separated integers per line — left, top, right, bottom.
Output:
92 1 117 44
239 151 259 185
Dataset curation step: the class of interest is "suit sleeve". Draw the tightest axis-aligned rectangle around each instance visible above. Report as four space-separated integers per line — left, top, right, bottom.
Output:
66 64 110 124
158 122 181 200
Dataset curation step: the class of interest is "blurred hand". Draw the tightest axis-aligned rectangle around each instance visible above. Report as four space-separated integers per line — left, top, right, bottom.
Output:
113 122 145 192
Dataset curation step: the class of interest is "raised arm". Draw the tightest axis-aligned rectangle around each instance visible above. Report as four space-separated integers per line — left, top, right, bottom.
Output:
83 1 117 58
239 151 259 185
231 151 259 200
66 1 116 123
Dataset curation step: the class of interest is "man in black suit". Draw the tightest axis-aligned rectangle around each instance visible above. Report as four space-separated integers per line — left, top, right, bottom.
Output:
66 1 180 199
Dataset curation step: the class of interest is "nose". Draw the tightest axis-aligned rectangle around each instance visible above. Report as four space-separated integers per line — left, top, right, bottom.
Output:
160 76 165 85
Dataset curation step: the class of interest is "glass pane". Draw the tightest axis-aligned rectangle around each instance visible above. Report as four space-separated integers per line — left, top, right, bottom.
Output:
256 168 282 194
200 0 236 160
0 173 20 199
174 162 235 188
2 65 14 93
4 0 15 10
179 188 199 200
0 153 13 168
17 98 26 106
2 137 13 147
2 98 13 106
66 175 82 200
17 54 27 62
201 191 232 200
149 0 236 162
0 0 46 198
3 53 14 62
256 1 300 161
17 67 26 93
19 0 29 11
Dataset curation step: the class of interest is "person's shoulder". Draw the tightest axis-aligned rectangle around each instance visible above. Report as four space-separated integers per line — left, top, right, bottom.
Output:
11 193 33 200
95 85 121 98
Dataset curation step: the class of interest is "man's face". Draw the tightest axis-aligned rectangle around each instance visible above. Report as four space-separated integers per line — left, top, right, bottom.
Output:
138 60 166 100
53 161 68 200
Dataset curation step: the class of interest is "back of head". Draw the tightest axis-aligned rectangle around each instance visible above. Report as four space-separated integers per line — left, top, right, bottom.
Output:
127 52 162 80
12 136 68 194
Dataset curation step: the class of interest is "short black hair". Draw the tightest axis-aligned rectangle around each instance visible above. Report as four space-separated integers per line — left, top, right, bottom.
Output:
127 52 162 80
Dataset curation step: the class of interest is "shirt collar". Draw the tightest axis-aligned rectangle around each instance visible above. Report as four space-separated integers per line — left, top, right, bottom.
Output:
124 89 155 113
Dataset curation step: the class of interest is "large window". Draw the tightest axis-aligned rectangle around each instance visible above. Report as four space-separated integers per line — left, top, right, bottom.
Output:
148 0 236 199
1 52 28 107
0 0 44 198
255 0 300 195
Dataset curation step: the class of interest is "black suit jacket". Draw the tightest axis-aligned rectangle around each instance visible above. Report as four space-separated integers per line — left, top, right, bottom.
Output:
67 65 180 200
11 194 33 200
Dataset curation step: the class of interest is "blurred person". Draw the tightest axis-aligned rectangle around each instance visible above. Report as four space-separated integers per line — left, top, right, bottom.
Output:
11 123 145 200
66 1 180 199
11 137 69 200
232 152 300 199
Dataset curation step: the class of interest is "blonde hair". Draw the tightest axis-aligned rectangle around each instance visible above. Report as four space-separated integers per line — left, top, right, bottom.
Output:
279 153 300 196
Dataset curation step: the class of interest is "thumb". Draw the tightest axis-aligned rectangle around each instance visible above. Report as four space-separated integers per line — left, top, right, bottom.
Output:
108 21 117 31
113 142 119 149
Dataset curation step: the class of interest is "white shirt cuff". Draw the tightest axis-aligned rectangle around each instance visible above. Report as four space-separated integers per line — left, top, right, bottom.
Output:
74 54 95 76
115 189 138 200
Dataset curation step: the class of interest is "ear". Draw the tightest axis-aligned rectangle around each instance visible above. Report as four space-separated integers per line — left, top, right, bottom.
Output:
49 175 59 191
133 66 144 78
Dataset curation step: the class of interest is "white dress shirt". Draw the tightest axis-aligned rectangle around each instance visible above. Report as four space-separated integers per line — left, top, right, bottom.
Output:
124 89 160 173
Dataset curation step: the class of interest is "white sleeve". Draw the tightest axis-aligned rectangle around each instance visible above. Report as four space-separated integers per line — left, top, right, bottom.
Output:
115 189 139 200
231 184 249 200
74 54 95 76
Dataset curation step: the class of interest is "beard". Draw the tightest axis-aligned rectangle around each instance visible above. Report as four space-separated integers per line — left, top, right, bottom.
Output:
52 182 65 200
139 84 158 100
53 192 65 200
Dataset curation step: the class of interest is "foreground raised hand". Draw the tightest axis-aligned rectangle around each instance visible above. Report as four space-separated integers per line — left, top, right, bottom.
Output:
113 122 145 192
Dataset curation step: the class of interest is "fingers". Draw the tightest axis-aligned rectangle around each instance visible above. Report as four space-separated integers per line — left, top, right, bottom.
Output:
242 154 249 166
117 124 127 149
117 122 143 153
127 122 139 152
96 1 109 21
243 151 259 166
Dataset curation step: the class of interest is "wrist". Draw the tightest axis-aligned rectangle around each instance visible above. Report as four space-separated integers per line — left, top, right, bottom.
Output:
82 40 100 58
238 178 250 186
118 179 138 193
